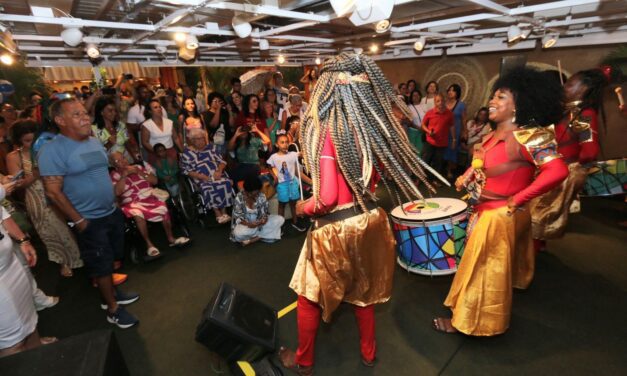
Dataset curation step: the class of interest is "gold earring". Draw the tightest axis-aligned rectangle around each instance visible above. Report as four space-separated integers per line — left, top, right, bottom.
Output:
512 110 517 124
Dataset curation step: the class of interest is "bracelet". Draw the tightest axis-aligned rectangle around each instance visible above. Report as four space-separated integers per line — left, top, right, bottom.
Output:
74 217 85 225
16 235 31 244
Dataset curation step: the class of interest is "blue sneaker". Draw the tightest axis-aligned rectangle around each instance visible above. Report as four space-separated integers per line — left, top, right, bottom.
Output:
100 289 140 310
106 306 139 329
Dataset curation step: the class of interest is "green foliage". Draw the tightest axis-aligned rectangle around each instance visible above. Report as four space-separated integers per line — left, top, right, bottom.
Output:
0 61 49 107
179 66 305 95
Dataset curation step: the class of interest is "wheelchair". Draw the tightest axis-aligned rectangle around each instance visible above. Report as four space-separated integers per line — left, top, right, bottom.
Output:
125 194 192 264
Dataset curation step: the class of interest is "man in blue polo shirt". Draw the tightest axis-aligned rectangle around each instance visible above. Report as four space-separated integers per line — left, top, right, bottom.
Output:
38 98 139 329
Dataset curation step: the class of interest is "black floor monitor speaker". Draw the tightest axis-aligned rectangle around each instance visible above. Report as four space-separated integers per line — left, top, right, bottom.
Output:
0 330 129 376
195 282 278 362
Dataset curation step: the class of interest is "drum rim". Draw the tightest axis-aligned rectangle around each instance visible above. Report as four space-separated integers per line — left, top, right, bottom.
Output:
390 198 468 222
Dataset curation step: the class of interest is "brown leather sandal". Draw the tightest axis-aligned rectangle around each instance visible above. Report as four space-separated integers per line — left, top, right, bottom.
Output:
278 347 314 376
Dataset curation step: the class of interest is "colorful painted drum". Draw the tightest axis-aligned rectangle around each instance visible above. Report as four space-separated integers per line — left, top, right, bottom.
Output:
390 197 468 276
581 159 627 196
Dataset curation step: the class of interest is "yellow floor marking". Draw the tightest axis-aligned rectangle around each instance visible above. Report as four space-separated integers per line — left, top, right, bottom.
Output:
237 361 255 376
278 301 297 319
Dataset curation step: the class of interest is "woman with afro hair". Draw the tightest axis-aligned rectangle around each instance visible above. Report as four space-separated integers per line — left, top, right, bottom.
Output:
530 69 605 252
433 67 569 336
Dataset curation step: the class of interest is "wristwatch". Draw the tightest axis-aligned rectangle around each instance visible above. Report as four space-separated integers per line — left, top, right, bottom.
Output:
16 235 31 244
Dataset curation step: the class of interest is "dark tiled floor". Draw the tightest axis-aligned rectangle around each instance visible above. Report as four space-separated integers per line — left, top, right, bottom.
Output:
25 190 627 375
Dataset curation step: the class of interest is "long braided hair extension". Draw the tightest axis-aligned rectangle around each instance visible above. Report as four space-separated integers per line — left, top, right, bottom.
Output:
301 52 446 212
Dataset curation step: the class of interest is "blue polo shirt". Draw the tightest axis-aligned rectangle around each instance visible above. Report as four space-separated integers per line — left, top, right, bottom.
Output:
38 134 115 219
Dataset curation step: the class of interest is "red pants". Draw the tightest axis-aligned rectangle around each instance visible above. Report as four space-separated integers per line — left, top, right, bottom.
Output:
295 295 376 367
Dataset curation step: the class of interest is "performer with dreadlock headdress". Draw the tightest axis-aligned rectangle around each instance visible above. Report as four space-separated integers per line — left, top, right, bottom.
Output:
433 67 569 336
278 53 448 375
530 69 605 252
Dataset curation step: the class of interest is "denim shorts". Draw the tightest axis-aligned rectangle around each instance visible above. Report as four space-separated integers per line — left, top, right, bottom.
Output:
277 179 300 203
75 208 125 278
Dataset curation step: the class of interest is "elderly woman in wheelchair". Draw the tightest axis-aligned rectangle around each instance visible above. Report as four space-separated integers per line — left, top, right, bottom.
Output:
180 128 234 224
109 152 190 257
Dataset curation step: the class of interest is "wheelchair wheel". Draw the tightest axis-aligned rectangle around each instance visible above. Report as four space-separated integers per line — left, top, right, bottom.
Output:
128 243 141 265
178 179 198 223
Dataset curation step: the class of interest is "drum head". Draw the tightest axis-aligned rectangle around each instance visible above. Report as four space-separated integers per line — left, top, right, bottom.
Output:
391 197 468 222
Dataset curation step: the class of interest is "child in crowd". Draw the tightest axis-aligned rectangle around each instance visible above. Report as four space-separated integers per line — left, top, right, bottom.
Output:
153 143 180 197
264 100 281 150
230 174 284 246
267 131 311 232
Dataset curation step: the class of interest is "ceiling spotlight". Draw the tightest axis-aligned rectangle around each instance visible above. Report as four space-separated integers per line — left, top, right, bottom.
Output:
232 15 252 38
60 26 83 47
277 54 286 64
375 19 391 33
259 39 269 51
315 57 321 65
507 24 526 43
174 32 187 44
369 44 379 53
413 37 426 51
329 0 356 17
178 46 196 61
85 43 100 59
0 53 14 65
542 33 559 48
185 34 199 50
156 45 168 54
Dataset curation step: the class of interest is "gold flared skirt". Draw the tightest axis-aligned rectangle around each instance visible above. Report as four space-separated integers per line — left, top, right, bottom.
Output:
444 205 534 336
289 207 396 323
530 163 587 240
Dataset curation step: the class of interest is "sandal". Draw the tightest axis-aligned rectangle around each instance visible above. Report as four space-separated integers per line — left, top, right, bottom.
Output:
432 317 458 334
169 237 190 247
147 247 161 257
40 337 58 345
278 347 313 376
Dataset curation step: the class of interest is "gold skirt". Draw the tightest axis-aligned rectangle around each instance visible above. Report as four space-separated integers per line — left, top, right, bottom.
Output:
444 205 534 336
289 207 396 323
530 163 587 240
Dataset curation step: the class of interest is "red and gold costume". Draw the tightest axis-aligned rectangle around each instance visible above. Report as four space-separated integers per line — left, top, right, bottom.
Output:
288 134 395 366
446 127 568 335
530 105 600 241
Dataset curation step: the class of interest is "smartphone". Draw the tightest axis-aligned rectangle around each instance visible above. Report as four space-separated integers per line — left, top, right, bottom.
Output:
51 92 73 101
102 87 117 95
11 170 24 181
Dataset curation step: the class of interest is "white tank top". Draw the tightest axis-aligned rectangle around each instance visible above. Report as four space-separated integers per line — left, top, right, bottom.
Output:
143 118 174 149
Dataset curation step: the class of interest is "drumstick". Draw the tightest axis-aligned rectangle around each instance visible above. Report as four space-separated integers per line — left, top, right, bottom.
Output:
615 87 625 108
557 60 564 86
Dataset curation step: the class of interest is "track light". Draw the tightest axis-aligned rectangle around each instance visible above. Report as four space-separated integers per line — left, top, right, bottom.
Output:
507 25 526 43
414 37 426 51
178 46 196 61
277 55 286 64
542 33 559 48
60 26 83 47
0 53 14 65
156 45 168 54
86 43 100 59
232 15 252 38
185 34 199 50
315 57 321 65
173 32 187 45
259 39 269 51
329 0 356 17
375 19 391 33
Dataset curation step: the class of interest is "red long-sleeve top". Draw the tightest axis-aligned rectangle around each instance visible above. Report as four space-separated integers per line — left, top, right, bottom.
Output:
555 108 600 164
475 130 569 211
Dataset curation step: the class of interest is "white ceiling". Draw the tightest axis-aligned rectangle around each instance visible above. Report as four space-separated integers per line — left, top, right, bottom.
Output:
0 0 626 68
